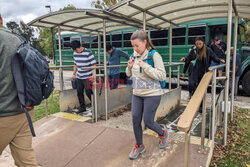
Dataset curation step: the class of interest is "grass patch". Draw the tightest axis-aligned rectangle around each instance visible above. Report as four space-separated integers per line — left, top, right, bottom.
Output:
210 107 250 167
33 90 60 122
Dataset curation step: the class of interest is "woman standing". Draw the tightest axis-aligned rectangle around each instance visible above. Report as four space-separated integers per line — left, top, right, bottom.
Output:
126 30 168 160
182 37 225 97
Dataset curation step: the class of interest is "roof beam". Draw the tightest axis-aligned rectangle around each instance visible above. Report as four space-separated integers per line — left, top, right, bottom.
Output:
232 0 238 16
127 2 178 26
103 10 161 29
86 11 143 30
38 20 100 33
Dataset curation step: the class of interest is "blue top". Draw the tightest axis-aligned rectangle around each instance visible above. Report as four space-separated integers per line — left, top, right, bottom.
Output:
107 47 129 75
230 53 242 77
74 48 96 79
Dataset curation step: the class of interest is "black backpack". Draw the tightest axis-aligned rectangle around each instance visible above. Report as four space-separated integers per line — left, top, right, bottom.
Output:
11 35 54 137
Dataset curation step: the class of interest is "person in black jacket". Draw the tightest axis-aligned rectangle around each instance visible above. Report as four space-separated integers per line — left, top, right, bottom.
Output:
210 36 227 84
182 37 225 97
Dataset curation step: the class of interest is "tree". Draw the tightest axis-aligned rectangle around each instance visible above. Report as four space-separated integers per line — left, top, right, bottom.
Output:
91 0 123 10
6 21 21 34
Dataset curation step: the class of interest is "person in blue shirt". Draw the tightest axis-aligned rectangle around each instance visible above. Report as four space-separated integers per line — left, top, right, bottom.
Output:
229 47 242 100
106 44 129 89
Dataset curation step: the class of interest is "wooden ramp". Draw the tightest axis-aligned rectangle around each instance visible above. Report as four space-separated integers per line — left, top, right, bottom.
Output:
33 115 213 167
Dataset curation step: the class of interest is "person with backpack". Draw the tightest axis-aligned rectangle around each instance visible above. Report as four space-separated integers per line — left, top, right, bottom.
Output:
210 36 227 85
182 37 225 110
126 30 167 160
106 43 129 89
71 40 96 114
0 24 38 166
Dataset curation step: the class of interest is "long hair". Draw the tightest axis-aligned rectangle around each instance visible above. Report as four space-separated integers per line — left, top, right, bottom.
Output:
195 37 207 61
130 30 156 50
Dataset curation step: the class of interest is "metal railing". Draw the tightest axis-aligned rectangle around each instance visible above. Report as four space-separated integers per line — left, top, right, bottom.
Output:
46 62 184 122
177 63 228 167
177 71 213 167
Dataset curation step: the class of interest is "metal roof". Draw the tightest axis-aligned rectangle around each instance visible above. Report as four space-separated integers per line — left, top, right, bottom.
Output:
109 0 250 29
27 9 147 34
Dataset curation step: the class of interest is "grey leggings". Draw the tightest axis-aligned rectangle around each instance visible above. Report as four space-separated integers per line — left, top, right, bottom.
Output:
132 95 164 146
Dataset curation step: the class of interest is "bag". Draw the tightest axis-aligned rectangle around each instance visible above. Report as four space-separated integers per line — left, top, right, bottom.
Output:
11 35 54 137
71 78 77 89
131 49 166 88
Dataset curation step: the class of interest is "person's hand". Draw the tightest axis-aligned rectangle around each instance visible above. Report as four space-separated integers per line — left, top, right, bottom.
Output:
128 58 134 69
72 74 76 79
180 57 186 61
220 59 225 63
138 60 145 67
89 76 95 82
181 73 185 78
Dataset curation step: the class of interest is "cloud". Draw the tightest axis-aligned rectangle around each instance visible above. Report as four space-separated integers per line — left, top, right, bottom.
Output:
1 0 93 25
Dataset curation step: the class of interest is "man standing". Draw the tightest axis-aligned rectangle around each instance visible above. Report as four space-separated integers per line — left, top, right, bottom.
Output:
210 36 227 85
0 22 38 166
106 43 129 89
71 40 96 114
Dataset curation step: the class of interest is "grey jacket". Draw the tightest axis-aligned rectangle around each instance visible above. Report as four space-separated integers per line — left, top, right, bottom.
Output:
0 26 23 117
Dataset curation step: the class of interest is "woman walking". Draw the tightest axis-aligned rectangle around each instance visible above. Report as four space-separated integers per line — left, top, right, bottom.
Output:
182 37 225 97
126 30 168 160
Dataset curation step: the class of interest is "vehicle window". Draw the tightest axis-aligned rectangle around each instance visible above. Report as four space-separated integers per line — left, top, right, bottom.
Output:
63 37 71 49
124 32 133 47
111 33 122 48
188 26 206 45
173 27 186 45
151 30 168 46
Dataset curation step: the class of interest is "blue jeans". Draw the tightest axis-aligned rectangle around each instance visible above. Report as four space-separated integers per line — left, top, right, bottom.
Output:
211 61 224 71
108 73 120 89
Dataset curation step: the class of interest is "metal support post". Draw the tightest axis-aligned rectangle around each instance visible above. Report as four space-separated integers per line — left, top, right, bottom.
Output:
93 69 98 123
231 15 238 121
58 26 64 91
184 131 190 167
224 0 233 146
201 91 207 150
177 65 180 88
212 70 217 148
169 24 173 90
103 20 108 121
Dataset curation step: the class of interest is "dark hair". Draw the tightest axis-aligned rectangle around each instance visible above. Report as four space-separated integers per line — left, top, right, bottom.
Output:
130 30 156 50
195 37 204 42
195 37 207 61
106 43 112 51
70 40 81 50
214 36 220 41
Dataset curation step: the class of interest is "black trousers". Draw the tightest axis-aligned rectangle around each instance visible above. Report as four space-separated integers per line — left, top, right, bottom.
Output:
76 78 93 109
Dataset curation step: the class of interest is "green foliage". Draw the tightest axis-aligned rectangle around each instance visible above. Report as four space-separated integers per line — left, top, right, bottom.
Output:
210 107 250 166
59 4 77 11
6 21 34 43
91 0 123 10
33 90 60 122
39 28 56 59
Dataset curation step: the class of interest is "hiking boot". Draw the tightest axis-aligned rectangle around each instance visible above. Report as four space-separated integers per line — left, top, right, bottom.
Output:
159 130 168 149
129 143 145 160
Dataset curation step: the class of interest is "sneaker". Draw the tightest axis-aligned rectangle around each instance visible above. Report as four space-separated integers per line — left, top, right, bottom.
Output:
82 111 92 117
159 130 168 149
129 143 145 160
76 108 86 114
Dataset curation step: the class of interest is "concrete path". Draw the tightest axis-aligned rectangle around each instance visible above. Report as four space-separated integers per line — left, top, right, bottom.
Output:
32 115 210 167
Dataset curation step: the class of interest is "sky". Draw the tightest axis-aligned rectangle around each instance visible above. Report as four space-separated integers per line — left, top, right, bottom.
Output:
0 0 93 26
